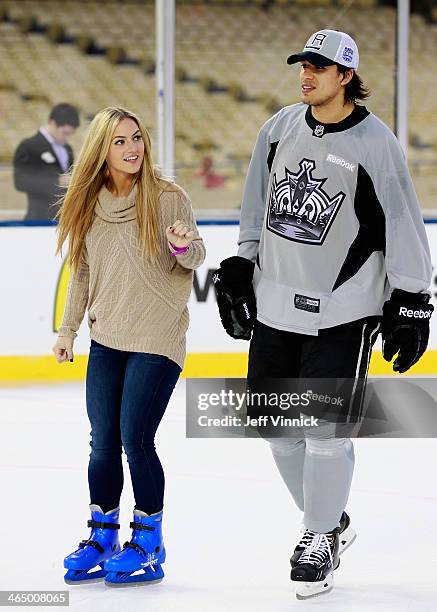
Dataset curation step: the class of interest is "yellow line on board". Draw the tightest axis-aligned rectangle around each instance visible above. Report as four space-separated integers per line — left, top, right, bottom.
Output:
0 351 436 385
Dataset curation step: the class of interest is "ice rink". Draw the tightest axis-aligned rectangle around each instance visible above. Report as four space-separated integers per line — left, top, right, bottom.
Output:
1 380 436 611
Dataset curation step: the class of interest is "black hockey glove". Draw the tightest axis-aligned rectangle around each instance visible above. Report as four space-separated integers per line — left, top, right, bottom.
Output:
382 289 434 373
213 256 256 340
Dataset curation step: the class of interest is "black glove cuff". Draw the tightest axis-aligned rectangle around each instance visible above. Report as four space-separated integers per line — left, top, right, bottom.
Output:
390 289 430 305
219 256 255 286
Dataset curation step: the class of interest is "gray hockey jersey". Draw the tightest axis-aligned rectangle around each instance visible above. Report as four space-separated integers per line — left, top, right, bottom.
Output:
237 103 432 335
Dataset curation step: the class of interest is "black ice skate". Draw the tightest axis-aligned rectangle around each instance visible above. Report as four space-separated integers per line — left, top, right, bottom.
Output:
290 527 340 600
290 511 355 568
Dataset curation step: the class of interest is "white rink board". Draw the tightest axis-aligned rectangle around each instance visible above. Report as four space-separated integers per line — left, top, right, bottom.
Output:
1 223 437 356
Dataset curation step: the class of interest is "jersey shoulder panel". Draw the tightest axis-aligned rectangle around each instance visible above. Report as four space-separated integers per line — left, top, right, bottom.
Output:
355 112 406 174
261 103 307 140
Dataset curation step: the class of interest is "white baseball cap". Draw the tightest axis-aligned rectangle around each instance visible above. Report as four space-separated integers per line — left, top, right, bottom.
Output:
287 29 359 70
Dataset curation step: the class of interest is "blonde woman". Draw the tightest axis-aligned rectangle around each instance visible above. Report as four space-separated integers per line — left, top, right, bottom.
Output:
52 107 205 587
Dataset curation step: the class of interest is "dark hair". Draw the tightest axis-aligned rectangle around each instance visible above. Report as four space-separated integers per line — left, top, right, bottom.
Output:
336 65 370 103
49 103 80 128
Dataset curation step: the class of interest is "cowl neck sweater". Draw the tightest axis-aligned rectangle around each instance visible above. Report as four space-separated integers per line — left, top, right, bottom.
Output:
95 183 137 222
58 185 206 369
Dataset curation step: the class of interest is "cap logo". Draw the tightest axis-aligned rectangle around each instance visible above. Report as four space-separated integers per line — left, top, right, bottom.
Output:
305 33 327 50
342 46 353 63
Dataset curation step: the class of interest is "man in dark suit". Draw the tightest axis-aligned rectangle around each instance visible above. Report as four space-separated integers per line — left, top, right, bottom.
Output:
13 103 80 221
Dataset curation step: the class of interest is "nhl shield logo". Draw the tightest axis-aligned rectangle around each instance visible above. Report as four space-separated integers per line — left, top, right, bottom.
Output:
266 159 345 245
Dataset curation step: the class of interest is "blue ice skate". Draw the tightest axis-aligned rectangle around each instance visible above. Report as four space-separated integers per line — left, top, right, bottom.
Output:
64 505 121 584
104 509 165 587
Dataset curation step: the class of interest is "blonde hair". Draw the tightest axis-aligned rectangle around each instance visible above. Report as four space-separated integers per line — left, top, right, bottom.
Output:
55 106 177 273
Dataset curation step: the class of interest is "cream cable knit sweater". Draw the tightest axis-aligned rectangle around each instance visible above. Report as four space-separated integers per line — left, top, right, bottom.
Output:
58 183 206 369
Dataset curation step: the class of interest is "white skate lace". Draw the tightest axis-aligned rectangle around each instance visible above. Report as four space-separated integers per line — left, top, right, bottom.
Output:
297 528 316 548
299 532 333 568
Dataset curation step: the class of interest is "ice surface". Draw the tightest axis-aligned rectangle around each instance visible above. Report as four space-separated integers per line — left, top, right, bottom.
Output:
0 381 436 611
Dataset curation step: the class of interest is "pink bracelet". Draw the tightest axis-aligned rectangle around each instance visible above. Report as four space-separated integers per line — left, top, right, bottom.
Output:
169 242 189 256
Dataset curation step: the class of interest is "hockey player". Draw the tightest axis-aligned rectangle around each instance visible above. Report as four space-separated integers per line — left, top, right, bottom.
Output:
214 30 433 599
52 107 205 586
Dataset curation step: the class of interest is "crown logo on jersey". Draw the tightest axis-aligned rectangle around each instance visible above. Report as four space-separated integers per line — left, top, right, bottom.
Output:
267 159 345 245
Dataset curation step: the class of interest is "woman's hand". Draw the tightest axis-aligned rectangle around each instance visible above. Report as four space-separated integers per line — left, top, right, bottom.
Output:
166 220 196 249
53 336 75 363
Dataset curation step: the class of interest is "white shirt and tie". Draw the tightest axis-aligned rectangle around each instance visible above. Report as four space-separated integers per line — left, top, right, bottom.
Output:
39 126 70 172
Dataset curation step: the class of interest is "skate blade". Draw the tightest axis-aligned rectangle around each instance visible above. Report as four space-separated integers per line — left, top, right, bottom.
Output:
339 526 357 555
105 578 163 588
64 567 106 585
64 576 105 585
294 573 334 600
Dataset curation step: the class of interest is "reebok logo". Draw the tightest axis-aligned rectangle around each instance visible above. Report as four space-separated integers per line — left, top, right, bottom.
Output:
243 303 250 319
294 294 320 313
307 390 344 407
326 154 356 172
399 306 432 319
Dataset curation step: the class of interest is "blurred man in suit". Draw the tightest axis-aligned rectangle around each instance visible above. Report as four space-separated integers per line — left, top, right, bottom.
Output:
13 103 80 220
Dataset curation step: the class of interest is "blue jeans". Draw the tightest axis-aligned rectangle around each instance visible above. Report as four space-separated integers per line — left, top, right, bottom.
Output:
85 340 181 515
